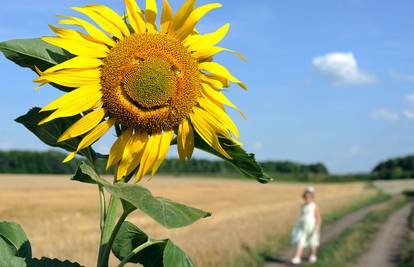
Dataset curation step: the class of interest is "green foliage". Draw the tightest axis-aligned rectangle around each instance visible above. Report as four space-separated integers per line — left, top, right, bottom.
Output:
72 163 211 229
372 155 414 180
0 38 72 72
112 221 165 266
399 206 414 267
0 150 78 174
0 38 73 92
112 221 194 267
192 135 272 183
0 222 31 260
0 222 83 267
15 108 95 161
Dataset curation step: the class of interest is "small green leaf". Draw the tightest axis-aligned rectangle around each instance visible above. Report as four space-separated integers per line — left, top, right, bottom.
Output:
15 108 95 160
112 221 165 267
0 256 26 267
193 134 272 183
163 240 195 267
27 257 84 267
111 184 211 228
0 222 31 259
0 38 73 72
72 163 211 228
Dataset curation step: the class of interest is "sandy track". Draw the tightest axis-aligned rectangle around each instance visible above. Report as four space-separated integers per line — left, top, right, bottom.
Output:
263 202 386 267
355 203 413 267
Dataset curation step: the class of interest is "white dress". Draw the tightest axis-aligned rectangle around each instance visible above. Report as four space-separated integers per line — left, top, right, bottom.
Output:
291 202 320 248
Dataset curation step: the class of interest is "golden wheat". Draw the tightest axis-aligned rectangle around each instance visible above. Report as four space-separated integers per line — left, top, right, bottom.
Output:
0 175 376 267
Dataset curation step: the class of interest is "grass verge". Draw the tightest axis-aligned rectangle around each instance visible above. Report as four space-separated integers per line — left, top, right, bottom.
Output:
308 195 408 267
228 192 390 267
399 196 414 267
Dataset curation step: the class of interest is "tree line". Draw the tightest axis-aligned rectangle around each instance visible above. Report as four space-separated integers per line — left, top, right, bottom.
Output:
0 150 328 176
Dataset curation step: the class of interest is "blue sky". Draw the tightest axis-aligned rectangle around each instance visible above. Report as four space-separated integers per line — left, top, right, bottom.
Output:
0 0 414 173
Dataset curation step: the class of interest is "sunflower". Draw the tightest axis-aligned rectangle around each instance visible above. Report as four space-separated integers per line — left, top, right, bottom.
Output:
34 0 246 181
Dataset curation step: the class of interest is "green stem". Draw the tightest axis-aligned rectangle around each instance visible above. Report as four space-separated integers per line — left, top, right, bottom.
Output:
98 185 107 231
117 239 165 267
97 196 122 267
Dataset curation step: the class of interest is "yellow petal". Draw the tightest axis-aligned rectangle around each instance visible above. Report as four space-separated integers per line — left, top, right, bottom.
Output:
177 119 194 160
161 0 173 33
34 69 101 88
193 46 247 62
199 62 247 90
175 3 222 40
116 131 148 179
74 118 115 153
44 56 102 73
190 108 231 159
42 36 108 58
151 130 174 176
63 152 77 163
169 0 196 33
146 0 158 32
201 83 246 119
125 0 147 33
107 128 133 169
39 91 102 125
84 5 130 37
136 133 162 181
41 84 101 112
186 23 229 50
201 75 225 89
58 15 115 47
72 6 124 40
198 98 239 139
58 108 106 142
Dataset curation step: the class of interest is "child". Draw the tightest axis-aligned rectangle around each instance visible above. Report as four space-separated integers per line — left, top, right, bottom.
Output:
290 187 321 265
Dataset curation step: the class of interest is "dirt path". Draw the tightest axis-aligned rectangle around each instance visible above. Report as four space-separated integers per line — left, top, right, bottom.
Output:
355 203 413 267
263 202 387 267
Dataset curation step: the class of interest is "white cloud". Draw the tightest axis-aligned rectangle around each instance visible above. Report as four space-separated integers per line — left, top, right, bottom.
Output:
371 109 399 121
251 141 263 151
390 71 414 83
403 110 414 120
336 145 366 158
405 94 414 106
312 52 375 85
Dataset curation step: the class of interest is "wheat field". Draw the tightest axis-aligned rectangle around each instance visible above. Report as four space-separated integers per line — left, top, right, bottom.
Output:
0 175 376 267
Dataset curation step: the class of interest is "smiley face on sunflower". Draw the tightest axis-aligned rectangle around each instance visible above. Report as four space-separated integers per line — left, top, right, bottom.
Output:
34 0 247 182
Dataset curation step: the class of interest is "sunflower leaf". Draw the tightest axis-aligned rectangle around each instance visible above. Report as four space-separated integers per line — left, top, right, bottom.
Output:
112 221 165 266
0 38 73 72
0 38 74 92
0 222 31 259
72 163 211 228
15 108 95 160
193 134 272 183
26 257 84 267
163 240 195 267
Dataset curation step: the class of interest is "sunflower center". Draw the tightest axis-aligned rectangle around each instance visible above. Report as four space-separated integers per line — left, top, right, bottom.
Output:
100 33 201 133
123 57 177 108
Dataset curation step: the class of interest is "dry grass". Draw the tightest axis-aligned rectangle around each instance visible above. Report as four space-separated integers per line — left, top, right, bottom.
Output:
0 175 376 267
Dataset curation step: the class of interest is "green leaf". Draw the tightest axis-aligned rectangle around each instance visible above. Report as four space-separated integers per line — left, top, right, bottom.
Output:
163 240 195 267
193 134 272 184
0 222 31 259
0 256 26 267
72 163 210 228
112 221 165 267
15 108 95 160
111 184 211 228
27 258 84 267
0 38 74 92
0 38 72 72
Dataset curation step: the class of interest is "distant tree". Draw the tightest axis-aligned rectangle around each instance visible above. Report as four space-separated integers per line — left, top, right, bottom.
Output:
372 155 414 180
